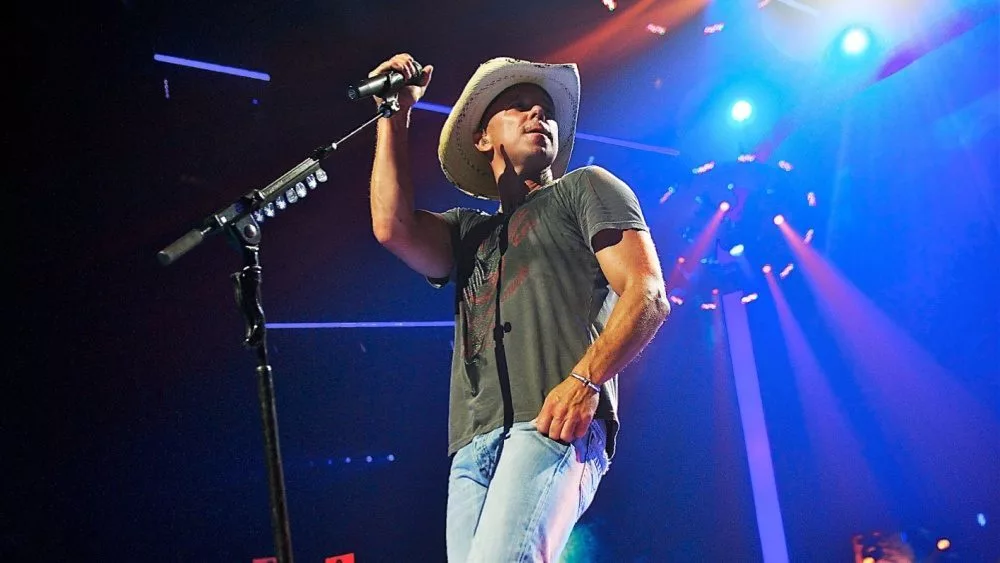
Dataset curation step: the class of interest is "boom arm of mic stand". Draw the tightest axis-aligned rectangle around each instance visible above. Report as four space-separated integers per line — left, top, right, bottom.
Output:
156 96 400 266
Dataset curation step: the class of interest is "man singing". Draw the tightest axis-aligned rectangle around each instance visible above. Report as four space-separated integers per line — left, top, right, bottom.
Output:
368 53 669 562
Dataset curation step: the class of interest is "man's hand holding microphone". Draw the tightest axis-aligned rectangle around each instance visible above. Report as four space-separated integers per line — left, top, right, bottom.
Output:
350 53 434 121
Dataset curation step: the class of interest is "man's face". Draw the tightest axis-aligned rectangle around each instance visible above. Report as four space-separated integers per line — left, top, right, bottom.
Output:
477 83 559 173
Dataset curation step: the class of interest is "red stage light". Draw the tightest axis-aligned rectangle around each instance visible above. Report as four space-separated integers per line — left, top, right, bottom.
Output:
677 256 686 264
719 201 731 212
763 264 773 274
773 214 785 225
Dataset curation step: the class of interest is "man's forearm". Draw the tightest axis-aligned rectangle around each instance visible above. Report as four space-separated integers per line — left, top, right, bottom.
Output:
370 112 416 242
572 279 669 385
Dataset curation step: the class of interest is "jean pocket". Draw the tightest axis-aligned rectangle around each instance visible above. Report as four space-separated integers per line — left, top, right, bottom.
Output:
514 422 572 457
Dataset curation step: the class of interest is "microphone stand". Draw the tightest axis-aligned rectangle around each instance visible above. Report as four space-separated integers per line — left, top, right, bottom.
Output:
157 95 401 563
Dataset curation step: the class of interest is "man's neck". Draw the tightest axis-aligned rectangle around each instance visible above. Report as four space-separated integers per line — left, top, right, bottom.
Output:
496 167 553 214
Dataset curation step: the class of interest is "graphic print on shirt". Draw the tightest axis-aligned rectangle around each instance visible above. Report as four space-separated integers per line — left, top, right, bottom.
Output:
459 209 536 362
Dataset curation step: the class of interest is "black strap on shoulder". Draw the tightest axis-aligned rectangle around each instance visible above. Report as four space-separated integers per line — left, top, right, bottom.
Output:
492 214 516 463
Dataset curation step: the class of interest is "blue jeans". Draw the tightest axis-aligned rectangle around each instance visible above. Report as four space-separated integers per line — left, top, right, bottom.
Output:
446 420 610 562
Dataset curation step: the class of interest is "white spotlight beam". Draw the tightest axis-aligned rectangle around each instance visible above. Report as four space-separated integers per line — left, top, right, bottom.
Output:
773 0 820 17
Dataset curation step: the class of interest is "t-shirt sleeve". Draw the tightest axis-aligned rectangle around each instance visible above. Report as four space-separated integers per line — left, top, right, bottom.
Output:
572 166 649 252
425 207 486 288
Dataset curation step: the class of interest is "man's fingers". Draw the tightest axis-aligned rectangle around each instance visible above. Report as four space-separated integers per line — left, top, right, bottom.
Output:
559 422 575 443
548 418 567 441
369 53 420 79
419 65 434 87
535 410 552 434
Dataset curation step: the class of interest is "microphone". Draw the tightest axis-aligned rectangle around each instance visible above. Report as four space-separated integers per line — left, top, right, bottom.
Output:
347 63 426 100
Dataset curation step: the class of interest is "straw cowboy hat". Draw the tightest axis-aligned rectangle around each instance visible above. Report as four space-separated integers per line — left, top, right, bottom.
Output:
438 57 580 200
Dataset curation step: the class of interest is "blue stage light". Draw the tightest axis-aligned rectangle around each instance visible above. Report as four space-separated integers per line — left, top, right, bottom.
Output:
729 244 745 257
731 100 753 122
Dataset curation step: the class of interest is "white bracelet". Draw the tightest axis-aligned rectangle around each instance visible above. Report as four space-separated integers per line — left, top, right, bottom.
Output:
570 372 601 393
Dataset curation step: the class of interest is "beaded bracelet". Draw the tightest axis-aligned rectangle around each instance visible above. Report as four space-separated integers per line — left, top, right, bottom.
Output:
570 372 601 393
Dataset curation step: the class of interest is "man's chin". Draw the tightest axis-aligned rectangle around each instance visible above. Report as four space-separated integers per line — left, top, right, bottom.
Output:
523 150 556 171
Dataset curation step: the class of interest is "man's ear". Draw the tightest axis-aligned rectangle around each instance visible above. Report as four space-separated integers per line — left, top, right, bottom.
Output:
474 129 493 154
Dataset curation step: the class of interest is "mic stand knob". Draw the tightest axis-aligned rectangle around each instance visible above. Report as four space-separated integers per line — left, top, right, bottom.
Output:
378 95 401 118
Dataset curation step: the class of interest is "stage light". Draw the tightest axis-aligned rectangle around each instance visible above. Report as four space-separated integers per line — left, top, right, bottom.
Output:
677 257 686 264
693 161 716 174
153 53 271 81
704 23 725 35
773 214 785 225
738 153 757 162
741 293 759 304
344 457 352 463
700 303 717 310
729 244 745 257
977 513 987 527
365 456 373 463
862 557 874 563
669 295 685 306
719 201 731 212
647 23 667 35
731 100 753 122
712 288 720 295
602 0 616 11
807 191 817 206
387 454 396 461
804 229 815 244
778 160 793 171
936 538 951 551
779 263 795 279
763 264 773 274
659 186 676 204
841 27 871 55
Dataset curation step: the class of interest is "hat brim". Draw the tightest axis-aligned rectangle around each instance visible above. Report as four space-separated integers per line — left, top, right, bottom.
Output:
438 58 580 201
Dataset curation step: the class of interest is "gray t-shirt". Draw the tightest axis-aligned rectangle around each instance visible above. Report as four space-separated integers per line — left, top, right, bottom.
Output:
432 165 648 458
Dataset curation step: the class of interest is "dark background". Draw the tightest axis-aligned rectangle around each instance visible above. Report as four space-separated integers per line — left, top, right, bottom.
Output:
13 0 999 561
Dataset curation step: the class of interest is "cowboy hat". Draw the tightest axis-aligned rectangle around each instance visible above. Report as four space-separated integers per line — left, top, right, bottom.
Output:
438 57 580 200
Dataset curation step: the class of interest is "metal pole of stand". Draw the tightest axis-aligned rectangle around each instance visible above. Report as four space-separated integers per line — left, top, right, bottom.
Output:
233 235 294 563
256 362 292 563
